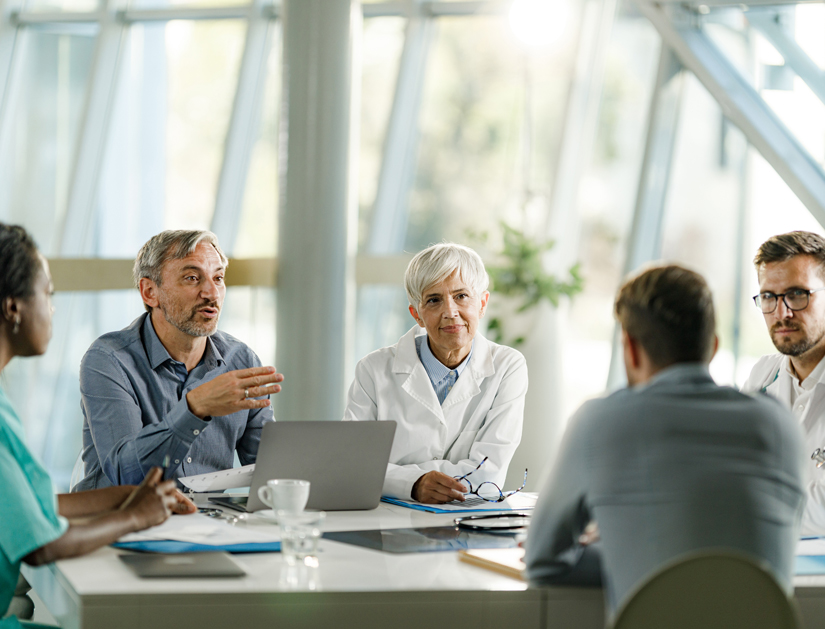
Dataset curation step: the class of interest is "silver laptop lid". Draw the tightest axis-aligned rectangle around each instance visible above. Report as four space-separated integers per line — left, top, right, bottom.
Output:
246 421 397 511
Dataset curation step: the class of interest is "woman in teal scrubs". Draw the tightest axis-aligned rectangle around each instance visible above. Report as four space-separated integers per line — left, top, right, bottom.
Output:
0 225 196 628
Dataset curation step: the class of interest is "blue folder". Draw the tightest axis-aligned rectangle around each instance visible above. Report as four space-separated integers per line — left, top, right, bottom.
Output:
113 540 280 554
381 496 533 514
795 555 825 575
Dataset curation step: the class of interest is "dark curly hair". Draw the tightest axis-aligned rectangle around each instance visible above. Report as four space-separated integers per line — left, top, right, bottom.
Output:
0 224 41 304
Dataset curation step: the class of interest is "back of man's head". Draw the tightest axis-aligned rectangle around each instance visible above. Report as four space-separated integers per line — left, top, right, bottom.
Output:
753 231 825 275
615 264 715 369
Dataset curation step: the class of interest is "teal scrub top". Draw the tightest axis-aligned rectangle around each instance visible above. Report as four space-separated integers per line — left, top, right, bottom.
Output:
0 387 68 627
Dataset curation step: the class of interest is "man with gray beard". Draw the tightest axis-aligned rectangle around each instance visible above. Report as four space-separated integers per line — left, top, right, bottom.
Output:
75 230 284 490
744 230 825 534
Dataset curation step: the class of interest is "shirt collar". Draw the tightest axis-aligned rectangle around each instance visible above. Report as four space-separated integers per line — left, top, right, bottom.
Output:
416 333 473 384
786 354 825 391
141 312 224 371
637 362 714 391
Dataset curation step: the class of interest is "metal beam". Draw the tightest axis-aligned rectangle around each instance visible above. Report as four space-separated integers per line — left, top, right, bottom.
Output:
623 46 684 275
606 44 685 389
12 0 510 25
277 0 361 421
0 0 24 164
635 1 825 227
367 10 432 255
747 7 825 107
653 0 820 6
358 6 433 353
543 0 616 264
211 1 278 254
56 0 128 256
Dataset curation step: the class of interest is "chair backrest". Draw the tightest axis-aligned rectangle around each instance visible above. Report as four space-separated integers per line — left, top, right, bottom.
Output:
611 550 799 629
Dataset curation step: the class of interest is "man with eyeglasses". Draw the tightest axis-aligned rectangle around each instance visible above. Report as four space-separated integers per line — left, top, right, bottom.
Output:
744 230 825 534
525 264 804 619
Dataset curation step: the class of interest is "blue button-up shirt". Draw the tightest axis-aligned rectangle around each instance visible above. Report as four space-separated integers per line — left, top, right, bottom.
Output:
75 313 274 490
415 334 473 405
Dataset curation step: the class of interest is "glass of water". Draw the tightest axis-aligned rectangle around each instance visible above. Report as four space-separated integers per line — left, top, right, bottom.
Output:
276 510 326 566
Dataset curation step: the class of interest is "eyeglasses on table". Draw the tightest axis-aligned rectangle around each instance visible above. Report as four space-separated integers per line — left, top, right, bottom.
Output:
453 456 527 503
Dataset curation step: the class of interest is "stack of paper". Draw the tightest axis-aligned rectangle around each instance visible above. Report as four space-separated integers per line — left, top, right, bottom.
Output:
178 464 256 492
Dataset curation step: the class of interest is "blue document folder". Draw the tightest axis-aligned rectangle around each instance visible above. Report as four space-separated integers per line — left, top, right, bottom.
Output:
381 496 535 514
795 555 825 575
113 540 280 554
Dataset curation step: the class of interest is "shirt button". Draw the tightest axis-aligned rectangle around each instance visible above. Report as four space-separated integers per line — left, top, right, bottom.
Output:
187 457 192 463
193 429 200 435
174 459 180 465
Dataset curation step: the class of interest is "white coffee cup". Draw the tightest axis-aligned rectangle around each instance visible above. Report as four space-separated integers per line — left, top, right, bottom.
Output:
257 479 310 514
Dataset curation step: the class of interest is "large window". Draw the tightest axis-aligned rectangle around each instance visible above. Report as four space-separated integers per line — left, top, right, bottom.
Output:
5 0 825 489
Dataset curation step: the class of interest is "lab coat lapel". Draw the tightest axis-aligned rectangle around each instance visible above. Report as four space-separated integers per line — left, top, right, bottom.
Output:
393 326 444 421
804 383 825 434
442 334 494 411
766 363 791 401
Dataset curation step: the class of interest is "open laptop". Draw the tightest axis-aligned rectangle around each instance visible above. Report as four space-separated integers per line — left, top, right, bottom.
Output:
210 420 396 512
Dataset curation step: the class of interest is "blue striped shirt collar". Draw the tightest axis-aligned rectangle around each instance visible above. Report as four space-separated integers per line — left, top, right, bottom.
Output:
141 313 224 372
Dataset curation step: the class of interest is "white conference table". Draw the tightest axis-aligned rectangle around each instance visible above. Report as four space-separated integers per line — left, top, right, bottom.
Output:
21 498 825 629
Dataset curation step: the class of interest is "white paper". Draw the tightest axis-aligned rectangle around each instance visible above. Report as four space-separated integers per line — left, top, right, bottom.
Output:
440 492 537 511
797 537 825 556
119 512 281 546
178 464 256 492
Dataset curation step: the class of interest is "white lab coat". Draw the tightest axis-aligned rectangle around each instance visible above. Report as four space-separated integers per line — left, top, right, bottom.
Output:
343 326 528 499
743 354 825 535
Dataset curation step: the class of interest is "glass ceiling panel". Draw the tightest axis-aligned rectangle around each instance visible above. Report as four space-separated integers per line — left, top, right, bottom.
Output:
97 19 245 257
0 28 95 255
234 29 280 258
409 14 576 252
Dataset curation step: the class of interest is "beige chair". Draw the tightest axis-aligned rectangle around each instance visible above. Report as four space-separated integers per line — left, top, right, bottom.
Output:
611 551 799 629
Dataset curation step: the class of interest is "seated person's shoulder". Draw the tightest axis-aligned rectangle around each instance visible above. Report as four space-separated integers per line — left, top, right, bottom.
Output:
482 337 527 368
358 341 402 368
84 316 145 359
742 353 784 391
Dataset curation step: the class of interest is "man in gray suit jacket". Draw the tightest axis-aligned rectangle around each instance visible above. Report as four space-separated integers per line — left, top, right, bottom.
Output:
524 264 805 617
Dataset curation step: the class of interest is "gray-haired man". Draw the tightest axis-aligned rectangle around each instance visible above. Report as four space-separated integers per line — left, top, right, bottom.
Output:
75 230 284 490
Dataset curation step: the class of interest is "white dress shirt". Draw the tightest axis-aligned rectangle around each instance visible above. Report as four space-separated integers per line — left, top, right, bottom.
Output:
744 353 825 535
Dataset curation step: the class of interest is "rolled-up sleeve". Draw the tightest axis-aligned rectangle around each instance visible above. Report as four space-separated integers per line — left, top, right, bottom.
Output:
80 349 207 485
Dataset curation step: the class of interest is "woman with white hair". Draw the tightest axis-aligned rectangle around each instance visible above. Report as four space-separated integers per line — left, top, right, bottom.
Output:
343 243 528 504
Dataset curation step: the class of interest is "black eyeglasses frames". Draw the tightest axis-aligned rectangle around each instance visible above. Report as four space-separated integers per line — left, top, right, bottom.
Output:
752 287 825 314
453 457 527 504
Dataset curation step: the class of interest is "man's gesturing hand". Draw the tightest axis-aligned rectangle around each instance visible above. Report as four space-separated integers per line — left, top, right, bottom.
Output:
186 366 284 419
412 471 468 504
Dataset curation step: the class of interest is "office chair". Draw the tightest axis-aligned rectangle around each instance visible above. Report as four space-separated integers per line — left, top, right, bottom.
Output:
611 550 799 629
